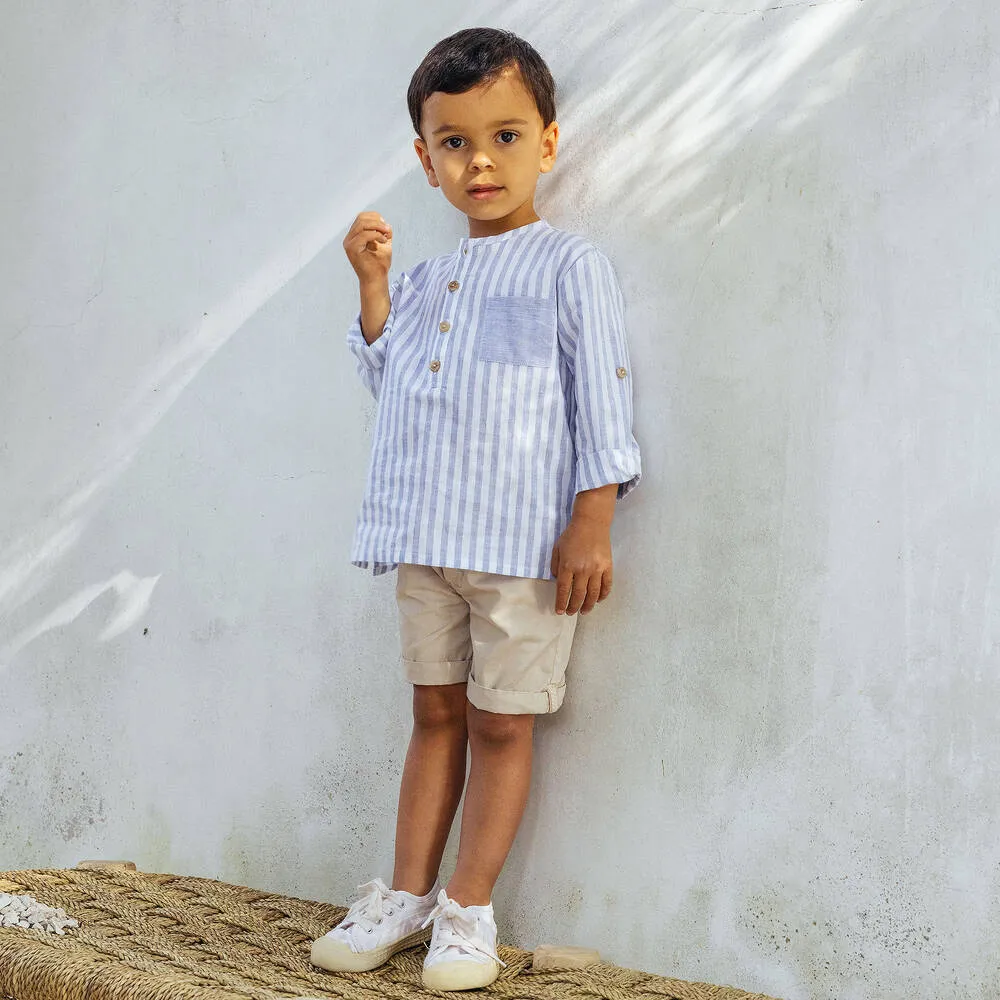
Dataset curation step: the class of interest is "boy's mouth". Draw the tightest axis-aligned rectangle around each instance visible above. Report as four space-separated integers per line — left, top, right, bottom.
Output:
468 184 504 200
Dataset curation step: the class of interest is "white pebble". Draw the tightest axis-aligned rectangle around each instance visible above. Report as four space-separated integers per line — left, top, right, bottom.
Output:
0 893 78 933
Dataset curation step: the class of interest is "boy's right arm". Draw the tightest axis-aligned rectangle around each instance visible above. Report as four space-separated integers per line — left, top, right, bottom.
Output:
344 211 393 343
343 211 396 398
358 277 392 345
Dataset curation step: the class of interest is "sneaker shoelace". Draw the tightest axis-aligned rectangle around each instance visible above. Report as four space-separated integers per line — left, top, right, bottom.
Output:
421 893 506 967
338 878 409 936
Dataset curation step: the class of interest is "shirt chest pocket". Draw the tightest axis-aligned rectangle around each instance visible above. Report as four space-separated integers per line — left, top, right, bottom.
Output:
475 295 557 368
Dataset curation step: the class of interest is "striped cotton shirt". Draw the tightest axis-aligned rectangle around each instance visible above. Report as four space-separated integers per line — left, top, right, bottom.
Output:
347 218 641 580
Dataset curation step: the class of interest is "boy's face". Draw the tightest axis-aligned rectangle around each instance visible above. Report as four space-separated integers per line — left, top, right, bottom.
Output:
413 66 558 238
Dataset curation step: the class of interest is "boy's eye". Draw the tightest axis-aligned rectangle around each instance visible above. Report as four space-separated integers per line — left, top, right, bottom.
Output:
497 130 518 144
443 136 465 149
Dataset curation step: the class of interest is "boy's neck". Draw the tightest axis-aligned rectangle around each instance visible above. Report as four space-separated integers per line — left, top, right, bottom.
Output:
467 203 542 239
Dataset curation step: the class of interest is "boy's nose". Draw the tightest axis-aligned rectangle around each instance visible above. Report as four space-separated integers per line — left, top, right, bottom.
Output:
469 148 496 169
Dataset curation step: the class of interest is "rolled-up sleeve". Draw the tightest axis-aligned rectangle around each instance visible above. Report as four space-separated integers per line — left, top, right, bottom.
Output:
558 249 642 500
346 274 406 399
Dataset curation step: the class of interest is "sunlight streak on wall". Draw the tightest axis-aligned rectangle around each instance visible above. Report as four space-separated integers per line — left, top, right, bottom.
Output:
538 0 865 222
0 144 414 642
1 570 161 668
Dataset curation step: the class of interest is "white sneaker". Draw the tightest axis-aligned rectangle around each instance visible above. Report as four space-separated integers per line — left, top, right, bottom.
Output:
310 877 440 973
420 889 506 991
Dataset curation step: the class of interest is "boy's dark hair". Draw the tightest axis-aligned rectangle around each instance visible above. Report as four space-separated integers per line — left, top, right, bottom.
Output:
407 28 556 138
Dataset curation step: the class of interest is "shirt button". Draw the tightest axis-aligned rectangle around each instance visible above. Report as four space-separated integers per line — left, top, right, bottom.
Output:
462 248 468 255
616 367 628 379
439 320 451 333
448 281 460 292
429 360 441 373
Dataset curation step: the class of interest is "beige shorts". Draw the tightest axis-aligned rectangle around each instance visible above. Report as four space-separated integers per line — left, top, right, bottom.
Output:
395 563 579 715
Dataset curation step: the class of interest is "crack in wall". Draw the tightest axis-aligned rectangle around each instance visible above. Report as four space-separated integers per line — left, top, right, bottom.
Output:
668 0 864 15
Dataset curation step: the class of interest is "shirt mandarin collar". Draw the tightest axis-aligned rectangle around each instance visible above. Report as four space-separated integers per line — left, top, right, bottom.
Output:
458 219 549 252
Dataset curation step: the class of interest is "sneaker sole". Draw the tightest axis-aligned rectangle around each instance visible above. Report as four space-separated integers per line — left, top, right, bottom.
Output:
310 925 432 973
422 958 501 992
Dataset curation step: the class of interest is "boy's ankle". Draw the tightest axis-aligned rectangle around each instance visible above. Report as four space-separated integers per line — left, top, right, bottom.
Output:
392 877 439 898
442 882 493 908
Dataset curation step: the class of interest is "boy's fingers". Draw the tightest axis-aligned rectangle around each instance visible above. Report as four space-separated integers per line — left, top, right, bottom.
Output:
360 220 392 238
346 219 392 246
554 571 572 615
355 229 390 247
566 575 590 616
599 568 613 602
348 230 392 258
581 575 603 615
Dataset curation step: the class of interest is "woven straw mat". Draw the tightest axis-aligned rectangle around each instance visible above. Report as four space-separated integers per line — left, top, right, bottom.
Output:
0 868 781 1000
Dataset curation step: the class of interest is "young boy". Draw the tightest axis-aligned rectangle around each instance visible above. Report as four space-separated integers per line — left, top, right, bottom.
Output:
311 27 641 992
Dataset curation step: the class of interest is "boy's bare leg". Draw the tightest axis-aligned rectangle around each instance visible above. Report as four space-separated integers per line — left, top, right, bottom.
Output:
446 703 535 906
392 682 469 896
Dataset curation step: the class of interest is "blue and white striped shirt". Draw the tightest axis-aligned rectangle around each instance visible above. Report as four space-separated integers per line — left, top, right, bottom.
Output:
347 218 641 580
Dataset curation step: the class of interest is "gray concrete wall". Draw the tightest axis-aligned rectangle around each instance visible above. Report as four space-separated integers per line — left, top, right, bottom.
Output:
2 2 998 997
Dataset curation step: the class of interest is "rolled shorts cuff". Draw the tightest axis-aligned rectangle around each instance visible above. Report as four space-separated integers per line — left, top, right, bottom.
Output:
403 657 471 686
467 675 567 716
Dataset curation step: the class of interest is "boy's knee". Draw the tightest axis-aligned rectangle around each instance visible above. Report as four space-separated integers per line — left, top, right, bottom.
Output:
412 682 468 732
467 703 535 746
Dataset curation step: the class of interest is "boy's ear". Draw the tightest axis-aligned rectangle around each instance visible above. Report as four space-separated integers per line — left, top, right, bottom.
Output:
413 138 440 188
539 121 559 175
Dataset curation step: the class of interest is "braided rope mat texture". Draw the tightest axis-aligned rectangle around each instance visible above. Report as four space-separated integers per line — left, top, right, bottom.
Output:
0 869 780 1000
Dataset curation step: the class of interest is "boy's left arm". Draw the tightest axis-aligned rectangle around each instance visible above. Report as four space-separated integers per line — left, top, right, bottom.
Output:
551 483 618 615
553 249 642 615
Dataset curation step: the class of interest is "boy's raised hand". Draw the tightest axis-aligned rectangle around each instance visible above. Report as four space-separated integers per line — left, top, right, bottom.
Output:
344 211 393 282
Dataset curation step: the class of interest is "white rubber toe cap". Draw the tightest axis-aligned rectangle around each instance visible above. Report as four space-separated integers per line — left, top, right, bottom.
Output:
422 957 501 991
310 925 431 973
